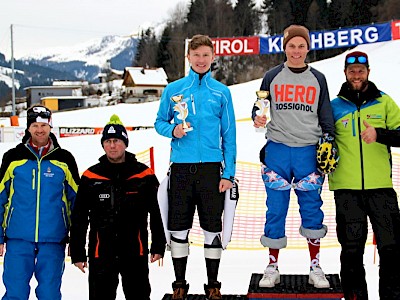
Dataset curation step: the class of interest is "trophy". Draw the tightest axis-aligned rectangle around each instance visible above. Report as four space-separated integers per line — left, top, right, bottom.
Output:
254 90 271 133
171 95 193 132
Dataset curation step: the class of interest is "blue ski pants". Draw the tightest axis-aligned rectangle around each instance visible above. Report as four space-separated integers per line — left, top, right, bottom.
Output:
262 141 325 239
2 239 66 300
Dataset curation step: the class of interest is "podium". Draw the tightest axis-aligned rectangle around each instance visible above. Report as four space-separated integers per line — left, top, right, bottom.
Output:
247 273 344 299
162 273 344 299
161 295 247 299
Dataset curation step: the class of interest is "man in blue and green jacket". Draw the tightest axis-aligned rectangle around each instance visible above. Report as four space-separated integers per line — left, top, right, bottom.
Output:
0 105 80 300
329 51 400 300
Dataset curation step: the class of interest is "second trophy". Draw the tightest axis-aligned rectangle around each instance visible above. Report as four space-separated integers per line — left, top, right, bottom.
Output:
254 90 271 133
171 95 193 132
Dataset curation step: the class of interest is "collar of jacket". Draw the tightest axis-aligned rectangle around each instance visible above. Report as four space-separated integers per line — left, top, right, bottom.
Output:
189 67 211 84
338 80 381 105
22 131 60 150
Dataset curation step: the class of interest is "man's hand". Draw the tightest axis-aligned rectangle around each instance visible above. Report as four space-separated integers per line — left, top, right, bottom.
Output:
150 254 163 263
74 262 88 273
0 244 4 256
173 123 191 138
219 178 233 193
253 115 267 128
361 120 377 144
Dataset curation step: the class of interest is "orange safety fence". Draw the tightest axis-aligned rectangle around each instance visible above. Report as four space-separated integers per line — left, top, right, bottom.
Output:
139 148 400 250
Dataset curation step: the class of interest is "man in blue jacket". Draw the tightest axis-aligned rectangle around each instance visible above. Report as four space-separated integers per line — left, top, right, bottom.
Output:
0 104 80 300
155 34 237 300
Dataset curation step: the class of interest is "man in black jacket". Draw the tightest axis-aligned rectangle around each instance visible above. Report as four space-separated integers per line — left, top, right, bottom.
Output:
69 114 166 300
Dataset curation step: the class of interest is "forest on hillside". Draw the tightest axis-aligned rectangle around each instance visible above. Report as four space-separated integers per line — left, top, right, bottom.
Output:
134 0 399 85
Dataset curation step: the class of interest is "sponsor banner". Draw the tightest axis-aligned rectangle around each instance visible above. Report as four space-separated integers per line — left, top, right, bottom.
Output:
212 36 259 56
59 127 102 137
392 20 400 40
260 22 392 54
58 126 152 137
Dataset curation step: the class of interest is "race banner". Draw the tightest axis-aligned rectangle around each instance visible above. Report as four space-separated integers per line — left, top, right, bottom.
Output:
392 20 400 40
58 126 152 138
59 127 102 137
212 36 259 56
260 22 393 54
186 20 399 75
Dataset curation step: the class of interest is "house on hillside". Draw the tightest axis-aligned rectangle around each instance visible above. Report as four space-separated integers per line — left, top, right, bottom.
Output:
98 69 124 83
25 85 83 107
122 67 168 103
41 95 87 111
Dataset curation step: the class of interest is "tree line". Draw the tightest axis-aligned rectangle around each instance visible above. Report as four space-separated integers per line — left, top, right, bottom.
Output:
134 0 399 85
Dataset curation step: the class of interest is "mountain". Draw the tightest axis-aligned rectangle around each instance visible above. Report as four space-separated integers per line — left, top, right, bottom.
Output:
0 35 138 105
0 54 80 106
20 35 138 82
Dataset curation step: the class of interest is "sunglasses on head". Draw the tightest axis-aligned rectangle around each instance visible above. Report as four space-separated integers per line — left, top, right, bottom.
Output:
27 111 51 119
346 56 367 64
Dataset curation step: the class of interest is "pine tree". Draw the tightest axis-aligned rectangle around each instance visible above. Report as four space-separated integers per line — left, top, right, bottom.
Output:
328 0 356 28
290 0 313 25
371 0 400 22
233 0 260 36
261 0 293 34
133 28 158 68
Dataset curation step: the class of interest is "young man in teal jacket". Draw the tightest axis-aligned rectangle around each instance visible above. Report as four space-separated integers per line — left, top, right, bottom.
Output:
0 105 80 300
155 34 236 300
329 51 400 299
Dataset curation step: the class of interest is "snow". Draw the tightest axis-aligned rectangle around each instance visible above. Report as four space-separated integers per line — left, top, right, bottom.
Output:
0 66 22 89
0 246 379 299
124 67 168 86
0 39 398 299
22 35 135 68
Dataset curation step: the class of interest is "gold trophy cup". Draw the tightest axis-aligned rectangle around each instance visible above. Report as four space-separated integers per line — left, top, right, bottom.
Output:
255 90 271 133
171 95 193 132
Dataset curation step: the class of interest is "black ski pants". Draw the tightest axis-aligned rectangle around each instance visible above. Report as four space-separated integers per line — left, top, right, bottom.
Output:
168 162 224 232
88 255 151 299
334 188 400 300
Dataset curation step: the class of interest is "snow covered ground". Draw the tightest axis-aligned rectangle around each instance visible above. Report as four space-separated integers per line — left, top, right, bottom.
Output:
0 39 399 299
0 245 379 299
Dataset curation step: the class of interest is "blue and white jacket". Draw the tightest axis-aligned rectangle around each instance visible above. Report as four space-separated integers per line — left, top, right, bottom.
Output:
154 68 237 181
0 133 80 244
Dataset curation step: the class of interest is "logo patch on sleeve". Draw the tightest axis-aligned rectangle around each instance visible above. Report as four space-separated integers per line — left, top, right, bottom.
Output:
366 114 382 119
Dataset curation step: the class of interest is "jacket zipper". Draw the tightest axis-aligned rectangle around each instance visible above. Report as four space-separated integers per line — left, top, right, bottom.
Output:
27 146 58 242
35 157 42 242
197 79 202 162
356 94 365 190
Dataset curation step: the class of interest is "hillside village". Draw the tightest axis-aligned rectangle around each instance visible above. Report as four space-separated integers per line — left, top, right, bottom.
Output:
1 64 168 117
